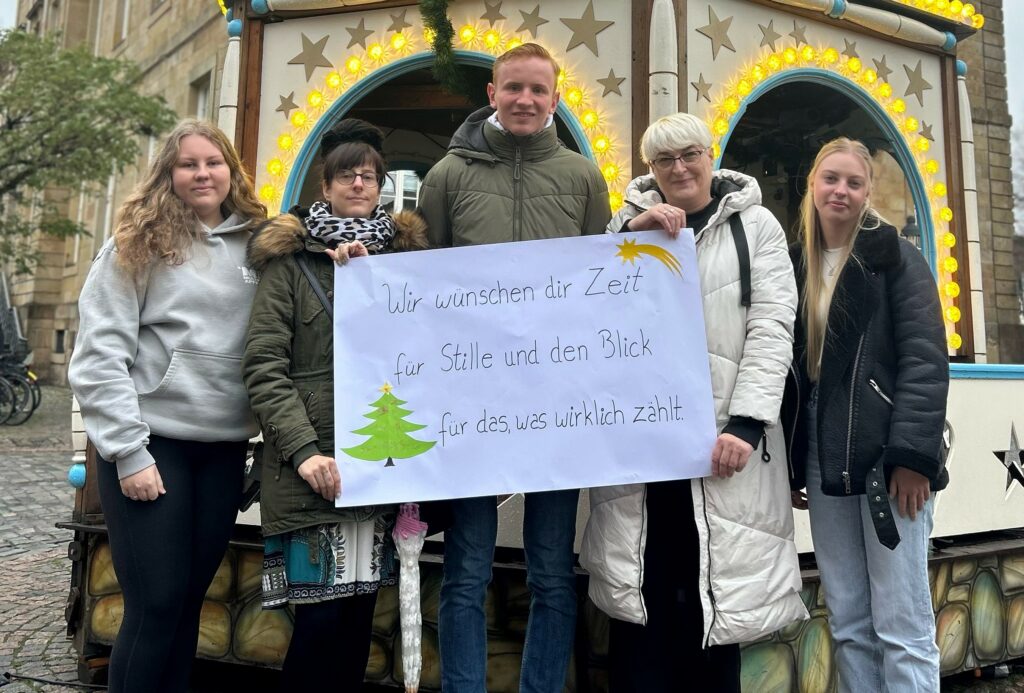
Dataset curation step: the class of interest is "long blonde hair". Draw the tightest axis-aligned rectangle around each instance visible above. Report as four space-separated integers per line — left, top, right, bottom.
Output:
114 119 266 277
799 137 880 380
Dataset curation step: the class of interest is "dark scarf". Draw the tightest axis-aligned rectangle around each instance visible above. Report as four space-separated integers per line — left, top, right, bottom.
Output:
304 200 396 253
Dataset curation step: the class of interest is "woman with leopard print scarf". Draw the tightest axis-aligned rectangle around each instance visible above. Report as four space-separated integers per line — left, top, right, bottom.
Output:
242 118 429 690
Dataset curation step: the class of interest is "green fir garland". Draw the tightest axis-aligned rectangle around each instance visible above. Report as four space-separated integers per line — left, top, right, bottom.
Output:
419 0 473 98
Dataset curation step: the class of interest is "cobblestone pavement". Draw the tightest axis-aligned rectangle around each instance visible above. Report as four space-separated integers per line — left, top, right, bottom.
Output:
0 386 80 691
0 389 361 693
2 387 1024 691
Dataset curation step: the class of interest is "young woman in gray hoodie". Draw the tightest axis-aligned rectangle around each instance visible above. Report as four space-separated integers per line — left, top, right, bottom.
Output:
68 120 266 693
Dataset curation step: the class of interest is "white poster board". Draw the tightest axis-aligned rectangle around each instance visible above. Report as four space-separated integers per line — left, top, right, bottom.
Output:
333 231 716 507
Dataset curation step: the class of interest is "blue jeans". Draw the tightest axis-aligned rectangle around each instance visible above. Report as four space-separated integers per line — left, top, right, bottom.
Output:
439 490 579 693
805 394 939 693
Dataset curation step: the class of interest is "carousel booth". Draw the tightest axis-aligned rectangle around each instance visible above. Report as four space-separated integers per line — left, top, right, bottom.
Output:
62 0 1024 690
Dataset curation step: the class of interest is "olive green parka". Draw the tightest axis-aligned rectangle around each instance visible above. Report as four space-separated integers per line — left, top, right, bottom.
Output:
242 210 429 537
418 106 610 247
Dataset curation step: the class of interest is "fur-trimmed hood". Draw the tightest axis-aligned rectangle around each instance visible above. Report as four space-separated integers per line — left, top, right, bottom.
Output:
612 168 763 235
246 208 430 272
626 169 758 213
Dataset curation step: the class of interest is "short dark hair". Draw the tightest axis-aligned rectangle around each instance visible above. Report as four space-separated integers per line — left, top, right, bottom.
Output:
319 118 387 184
322 142 386 185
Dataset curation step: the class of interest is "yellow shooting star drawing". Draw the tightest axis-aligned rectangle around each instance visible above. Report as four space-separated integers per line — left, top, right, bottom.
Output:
615 237 683 276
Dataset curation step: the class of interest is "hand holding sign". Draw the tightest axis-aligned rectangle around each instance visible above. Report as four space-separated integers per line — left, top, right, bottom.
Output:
333 231 717 508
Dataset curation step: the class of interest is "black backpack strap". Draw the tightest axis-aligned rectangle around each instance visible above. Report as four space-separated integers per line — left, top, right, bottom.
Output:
729 213 751 307
295 253 333 321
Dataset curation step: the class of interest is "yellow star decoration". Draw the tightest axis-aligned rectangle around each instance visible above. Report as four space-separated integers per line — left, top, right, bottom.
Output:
259 23 629 216
615 238 682 276
702 43 961 349
616 238 641 263
379 382 394 394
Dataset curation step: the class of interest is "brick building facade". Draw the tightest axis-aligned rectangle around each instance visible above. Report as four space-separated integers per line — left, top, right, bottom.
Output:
958 0 1022 362
9 0 230 383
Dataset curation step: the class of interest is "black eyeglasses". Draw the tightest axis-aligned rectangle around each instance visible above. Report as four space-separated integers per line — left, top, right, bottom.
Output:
335 171 380 188
651 148 708 171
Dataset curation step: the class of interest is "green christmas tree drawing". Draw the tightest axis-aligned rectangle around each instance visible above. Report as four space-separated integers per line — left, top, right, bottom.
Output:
342 382 436 466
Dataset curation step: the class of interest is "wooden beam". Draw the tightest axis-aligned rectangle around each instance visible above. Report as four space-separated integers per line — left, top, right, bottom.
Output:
347 108 471 140
676 0 687 114
351 85 475 111
940 54 973 359
741 0 952 57
631 0 653 177
237 12 264 180
245 0 416 21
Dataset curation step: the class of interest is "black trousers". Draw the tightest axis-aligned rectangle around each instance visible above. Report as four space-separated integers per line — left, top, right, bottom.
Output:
280 593 379 690
97 435 246 693
608 479 740 693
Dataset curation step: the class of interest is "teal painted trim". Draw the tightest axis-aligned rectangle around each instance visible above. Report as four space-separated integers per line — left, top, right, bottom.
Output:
827 0 847 19
281 50 593 211
715 68 937 272
950 363 1024 380
943 32 957 51
227 19 242 37
251 0 268 14
956 60 968 76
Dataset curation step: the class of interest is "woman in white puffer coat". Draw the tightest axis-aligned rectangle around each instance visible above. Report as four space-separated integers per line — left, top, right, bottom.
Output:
579 113 807 692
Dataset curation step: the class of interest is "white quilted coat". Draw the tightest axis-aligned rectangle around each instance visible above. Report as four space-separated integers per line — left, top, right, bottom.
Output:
579 170 809 646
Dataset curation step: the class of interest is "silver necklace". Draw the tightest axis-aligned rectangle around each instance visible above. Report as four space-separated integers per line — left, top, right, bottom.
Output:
822 251 840 277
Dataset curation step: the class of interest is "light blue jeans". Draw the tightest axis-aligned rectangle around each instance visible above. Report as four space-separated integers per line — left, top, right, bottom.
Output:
438 490 579 693
805 394 939 692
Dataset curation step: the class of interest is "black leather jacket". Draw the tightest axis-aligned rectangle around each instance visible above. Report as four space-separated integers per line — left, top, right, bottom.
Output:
781 223 949 546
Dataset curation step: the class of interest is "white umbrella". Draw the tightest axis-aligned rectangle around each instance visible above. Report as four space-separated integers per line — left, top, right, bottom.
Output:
393 502 428 692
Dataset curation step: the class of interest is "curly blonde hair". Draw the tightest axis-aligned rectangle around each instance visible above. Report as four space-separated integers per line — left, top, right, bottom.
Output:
114 119 266 276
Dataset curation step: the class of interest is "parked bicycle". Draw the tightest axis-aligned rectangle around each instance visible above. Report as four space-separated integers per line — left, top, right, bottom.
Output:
1 272 41 425
0 359 40 425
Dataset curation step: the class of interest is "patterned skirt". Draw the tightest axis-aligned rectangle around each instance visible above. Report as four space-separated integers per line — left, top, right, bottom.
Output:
261 514 397 609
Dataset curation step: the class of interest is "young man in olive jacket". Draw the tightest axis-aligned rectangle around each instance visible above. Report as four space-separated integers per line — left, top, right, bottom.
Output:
418 42 610 693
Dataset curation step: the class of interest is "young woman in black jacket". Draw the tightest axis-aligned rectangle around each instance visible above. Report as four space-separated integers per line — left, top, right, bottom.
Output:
783 137 948 692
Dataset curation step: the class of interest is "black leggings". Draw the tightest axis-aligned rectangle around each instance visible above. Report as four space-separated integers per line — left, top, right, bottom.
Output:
280 593 379 690
608 479 740 693
97 435 246 693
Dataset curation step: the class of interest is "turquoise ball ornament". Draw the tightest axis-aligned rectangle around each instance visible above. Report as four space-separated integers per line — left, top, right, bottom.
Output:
68 463 87 489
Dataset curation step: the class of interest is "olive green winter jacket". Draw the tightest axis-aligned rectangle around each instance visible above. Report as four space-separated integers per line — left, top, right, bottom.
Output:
418 106 610 247
242 210 429 536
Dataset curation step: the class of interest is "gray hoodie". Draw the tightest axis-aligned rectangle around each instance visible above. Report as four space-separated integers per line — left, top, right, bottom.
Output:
69 214 259 478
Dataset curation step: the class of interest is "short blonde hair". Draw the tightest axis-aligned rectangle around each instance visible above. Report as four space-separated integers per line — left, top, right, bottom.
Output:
492 42 560 85
639 113 713 164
